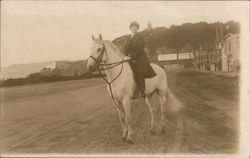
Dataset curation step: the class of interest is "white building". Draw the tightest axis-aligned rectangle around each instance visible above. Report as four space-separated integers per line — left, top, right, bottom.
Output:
221 33 240 71
158 52 193 70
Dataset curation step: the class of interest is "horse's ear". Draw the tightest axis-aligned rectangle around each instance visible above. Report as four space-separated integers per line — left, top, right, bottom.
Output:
92 35 95 41
99 34 102 41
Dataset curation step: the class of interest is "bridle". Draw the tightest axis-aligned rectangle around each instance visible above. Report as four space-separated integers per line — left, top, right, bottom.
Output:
89 42 131 110
89 43 130 83
89 44 106 65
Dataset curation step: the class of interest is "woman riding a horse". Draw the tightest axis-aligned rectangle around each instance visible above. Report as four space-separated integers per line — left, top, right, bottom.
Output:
124 21 156 97
87 22 168 143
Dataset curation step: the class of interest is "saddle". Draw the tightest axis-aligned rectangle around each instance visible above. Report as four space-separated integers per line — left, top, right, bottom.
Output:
129 61 156 99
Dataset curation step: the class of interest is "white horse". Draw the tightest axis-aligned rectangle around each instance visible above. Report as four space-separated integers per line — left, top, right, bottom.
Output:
86 34 168 143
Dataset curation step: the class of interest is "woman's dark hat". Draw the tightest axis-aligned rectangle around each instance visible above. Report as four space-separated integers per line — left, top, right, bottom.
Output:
129 21 140 29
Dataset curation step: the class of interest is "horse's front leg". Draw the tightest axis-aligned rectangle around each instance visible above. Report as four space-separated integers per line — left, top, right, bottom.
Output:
108 86 128 142
113 100 127 142
123 98 134 144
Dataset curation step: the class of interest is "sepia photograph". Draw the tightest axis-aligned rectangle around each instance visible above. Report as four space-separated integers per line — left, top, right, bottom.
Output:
0 1 249 157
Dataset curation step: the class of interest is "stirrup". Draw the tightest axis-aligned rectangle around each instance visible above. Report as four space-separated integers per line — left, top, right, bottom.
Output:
140 90 146 98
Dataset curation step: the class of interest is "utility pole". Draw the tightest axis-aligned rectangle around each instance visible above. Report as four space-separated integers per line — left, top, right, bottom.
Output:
177 50 179 61
215 21 220 72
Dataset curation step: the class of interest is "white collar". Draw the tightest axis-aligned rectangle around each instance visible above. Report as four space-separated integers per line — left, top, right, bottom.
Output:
131 33 136 38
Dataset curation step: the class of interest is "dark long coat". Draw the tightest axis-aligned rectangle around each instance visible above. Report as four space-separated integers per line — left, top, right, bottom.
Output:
124 33 156 79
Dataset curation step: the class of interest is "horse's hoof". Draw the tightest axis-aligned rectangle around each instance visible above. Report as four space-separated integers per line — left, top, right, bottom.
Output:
121 136 126 143
150 129 156 135
126 138 134 144
160 129 166 135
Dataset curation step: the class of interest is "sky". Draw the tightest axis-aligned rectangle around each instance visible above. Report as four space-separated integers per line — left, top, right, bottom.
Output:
1 1 248 67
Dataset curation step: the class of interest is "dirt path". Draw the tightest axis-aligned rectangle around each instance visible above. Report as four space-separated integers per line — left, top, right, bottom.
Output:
0 70 239 154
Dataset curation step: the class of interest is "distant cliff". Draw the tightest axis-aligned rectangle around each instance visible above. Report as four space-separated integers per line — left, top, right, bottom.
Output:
1 61 55 79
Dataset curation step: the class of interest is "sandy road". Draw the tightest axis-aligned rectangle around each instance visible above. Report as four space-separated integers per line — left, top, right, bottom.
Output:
0 70 239 154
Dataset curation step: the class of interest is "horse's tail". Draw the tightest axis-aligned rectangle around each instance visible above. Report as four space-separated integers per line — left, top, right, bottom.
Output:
151 63 183 113
166 88 183 113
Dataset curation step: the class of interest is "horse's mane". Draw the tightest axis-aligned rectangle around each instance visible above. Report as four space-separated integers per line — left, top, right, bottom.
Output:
104 40 125 57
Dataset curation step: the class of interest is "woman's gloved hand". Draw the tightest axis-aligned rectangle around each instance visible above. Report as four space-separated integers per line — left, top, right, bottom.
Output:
123 56 131 60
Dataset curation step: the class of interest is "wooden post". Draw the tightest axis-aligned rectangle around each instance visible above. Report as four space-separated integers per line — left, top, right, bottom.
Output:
199 39 202 72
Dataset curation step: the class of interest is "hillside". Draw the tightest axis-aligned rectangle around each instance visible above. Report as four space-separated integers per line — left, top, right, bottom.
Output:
1 21 239 80
113 21 240 62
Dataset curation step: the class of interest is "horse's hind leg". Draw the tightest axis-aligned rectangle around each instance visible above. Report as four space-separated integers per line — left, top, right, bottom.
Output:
145 94 156 135
158 90 167 133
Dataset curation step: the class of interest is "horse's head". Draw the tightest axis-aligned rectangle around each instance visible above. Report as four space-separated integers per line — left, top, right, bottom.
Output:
86 34 107 72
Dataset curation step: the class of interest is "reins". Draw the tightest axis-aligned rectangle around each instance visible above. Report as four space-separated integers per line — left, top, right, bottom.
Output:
90 44 130 111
